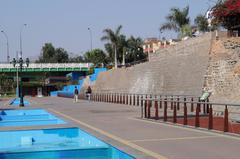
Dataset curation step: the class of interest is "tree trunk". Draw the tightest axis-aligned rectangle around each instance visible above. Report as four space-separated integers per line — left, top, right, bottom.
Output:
122 50 125 66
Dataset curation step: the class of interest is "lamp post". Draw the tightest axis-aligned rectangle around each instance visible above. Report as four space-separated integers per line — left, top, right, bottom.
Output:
20 24 27 58
87 27 93 51
12 57 29 107
1 30 9 63
16 51 19 98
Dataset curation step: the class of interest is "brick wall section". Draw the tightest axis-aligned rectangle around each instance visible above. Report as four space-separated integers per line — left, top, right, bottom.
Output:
206 38 240 104
93 33 213 96
202 38 240 115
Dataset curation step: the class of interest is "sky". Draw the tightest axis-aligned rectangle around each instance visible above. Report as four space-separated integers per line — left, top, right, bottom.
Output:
0 0 214 62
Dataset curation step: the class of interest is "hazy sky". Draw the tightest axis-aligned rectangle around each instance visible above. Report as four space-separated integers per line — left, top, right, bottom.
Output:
0 0 214 62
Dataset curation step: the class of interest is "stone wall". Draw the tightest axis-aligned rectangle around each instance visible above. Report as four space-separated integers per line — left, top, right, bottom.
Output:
93 33 213 96
206 38 240 104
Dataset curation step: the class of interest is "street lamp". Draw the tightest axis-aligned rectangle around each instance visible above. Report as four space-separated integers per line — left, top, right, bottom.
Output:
20 24 27 58
1 30 9 63
87 27 93 51
11 57 29 107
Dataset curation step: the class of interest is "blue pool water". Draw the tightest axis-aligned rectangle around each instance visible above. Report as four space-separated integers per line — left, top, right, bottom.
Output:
0 128 135 159
0 109 66 127
10 98 30 106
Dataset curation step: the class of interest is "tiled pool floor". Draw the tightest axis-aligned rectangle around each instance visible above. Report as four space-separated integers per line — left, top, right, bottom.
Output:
0 109 66 127
0 127 135 159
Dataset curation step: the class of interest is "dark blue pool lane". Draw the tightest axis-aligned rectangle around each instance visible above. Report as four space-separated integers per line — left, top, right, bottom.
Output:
0 109 66 127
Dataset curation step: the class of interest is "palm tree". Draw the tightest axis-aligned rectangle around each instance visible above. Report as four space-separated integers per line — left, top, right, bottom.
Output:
126 36 146 63
194 14 209 32
101 25 122 68
160 6 190 36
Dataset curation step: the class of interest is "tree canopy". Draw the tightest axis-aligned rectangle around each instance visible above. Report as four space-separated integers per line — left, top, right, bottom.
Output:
194 14 209 32
212 0 240 30
101 25 123 68
160 6 190 37
84 49 107 67
101 26 146 66
0 73 14 94
36 43 69 63
55 48 69 63
37 43 56 63
36 43 108 66
125 36 146 63
36 24 162 67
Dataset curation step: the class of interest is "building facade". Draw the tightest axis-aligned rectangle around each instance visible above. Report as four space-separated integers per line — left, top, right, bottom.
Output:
142 38 178 54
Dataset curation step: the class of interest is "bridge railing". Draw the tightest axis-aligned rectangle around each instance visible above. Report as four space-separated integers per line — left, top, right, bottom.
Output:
0 63 93 69
80 92 240 134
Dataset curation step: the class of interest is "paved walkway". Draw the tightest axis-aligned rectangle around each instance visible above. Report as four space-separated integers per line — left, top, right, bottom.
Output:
2 97 240 159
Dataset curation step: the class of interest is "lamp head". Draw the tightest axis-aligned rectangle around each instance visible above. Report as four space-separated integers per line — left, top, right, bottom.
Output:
19 57 23 67
26 58 30 67
12 58 16 67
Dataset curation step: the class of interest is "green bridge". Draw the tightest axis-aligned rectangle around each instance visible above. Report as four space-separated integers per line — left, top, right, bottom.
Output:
0 63 92 73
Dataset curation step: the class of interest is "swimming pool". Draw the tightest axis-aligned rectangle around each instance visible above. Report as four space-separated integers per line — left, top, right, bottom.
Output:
9 98 30 106
0 109 66 127
0 127 135 159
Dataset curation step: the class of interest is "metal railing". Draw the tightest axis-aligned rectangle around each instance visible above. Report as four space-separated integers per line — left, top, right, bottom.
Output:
0 63 93 69
79 92 240 134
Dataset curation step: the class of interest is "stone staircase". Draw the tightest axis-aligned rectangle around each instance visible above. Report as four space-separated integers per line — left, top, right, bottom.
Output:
94 33 213 97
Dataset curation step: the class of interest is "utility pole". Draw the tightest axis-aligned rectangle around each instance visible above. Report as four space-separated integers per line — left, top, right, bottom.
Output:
1 30 9 62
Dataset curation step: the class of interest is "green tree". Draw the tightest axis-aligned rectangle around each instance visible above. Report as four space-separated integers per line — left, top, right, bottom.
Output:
69 55 84 63
117 34 128 64
0 73 14 95
101 25 123 68
84 49 107 67
212 0 240 34
180 24 192 37
37 43 56 63
194 14 209 32
126 36 146 63
55 48 69 63
37 43 71 63
160 6 190 37
104 43 114 63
